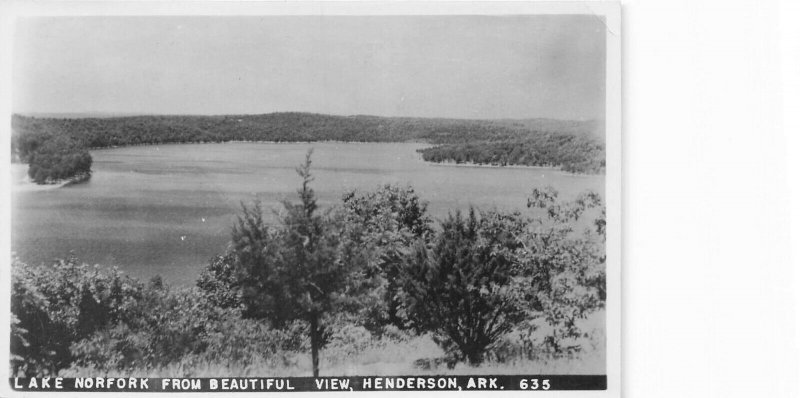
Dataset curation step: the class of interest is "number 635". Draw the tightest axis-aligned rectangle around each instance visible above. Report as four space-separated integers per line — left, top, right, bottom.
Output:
519 379 550 390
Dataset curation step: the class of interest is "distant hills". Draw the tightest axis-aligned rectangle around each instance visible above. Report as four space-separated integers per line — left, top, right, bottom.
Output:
19 112 154 119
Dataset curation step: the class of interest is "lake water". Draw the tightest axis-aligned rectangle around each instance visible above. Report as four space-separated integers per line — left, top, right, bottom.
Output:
11 142 604 285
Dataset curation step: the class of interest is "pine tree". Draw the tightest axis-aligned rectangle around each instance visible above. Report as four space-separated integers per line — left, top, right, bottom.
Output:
397 208 527 365
225 149 350 377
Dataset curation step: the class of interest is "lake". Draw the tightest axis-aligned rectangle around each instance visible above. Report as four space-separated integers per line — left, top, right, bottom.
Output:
11 142 604 285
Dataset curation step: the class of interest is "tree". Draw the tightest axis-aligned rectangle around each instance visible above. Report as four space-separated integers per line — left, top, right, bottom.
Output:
520 187 606 354
339 184 433 332
25 135 92 184
396 208 527 365
220 150 353 377
196 252 243 310
10 256 143 376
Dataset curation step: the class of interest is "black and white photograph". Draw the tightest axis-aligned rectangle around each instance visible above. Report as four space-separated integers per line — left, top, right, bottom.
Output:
1 2 622 395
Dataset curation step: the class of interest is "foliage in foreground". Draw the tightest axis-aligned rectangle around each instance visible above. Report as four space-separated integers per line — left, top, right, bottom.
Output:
196 152 435 376
11 160 605 376
522 187 606 353
197 165 605 372
216 150 352 377
59 313 605 377
10 257 306 377
11 257 141 376
397 209 528 365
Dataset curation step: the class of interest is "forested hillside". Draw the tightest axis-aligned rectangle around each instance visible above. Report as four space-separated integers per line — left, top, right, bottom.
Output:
11 113 605 182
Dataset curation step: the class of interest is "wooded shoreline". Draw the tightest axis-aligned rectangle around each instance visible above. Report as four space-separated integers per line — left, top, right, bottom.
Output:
11 112 605 185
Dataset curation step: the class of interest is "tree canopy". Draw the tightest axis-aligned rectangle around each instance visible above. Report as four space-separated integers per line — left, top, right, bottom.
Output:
25 135 92 184
396 209 528 365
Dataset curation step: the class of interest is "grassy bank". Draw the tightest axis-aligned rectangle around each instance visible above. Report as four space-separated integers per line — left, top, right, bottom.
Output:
58 311 604 377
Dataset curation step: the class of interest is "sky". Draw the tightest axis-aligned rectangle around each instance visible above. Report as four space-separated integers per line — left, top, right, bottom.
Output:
12 16 606 120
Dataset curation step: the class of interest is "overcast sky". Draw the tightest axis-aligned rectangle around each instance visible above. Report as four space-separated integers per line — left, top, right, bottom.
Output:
13 16 606 120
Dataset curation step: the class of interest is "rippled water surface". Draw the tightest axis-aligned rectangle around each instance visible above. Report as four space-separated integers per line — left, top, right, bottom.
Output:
11 142 604 284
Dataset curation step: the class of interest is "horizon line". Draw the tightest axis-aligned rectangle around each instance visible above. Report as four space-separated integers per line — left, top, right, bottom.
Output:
14 111 604 123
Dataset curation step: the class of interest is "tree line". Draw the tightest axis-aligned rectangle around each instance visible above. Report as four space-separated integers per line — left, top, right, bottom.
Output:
417 133 605 173
11 113 604 184
11 151 605 377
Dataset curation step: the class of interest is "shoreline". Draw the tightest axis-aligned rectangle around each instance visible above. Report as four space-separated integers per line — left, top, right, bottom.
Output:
424 160 605 176
90 139 433 152
10 164 80 192
426 161 558 170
